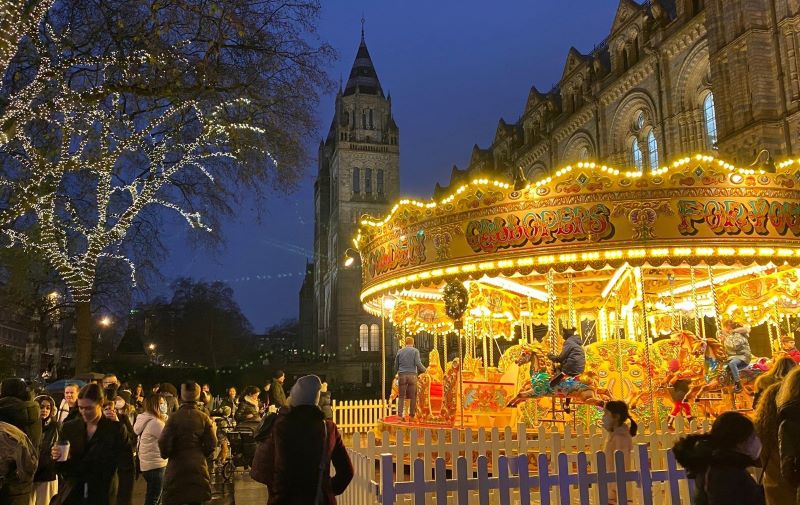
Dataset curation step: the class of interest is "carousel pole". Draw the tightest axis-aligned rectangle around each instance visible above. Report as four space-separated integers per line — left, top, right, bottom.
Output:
707 265 723 335
568 274 576 331
637 267 657 424
690 267 701 337
668 273 679 331
547 270 556 354
458 323 465 428
773 304 783 356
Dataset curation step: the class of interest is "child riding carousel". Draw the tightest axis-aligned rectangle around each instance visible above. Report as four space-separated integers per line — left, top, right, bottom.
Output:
719 320 752 393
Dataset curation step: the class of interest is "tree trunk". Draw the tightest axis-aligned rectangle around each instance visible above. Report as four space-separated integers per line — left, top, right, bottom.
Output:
74 300 93 375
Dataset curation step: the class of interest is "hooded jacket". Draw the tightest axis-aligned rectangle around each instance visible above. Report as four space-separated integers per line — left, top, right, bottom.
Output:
779 400 800 504
34 395 60 483
550 334 586 376
0 395 42 449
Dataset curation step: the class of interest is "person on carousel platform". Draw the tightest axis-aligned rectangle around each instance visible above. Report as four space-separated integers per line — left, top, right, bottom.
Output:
720 320 752 393
547 328 586 413
781 335 800 363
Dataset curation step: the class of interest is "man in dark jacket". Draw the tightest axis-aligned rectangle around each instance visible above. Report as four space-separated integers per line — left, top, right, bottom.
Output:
253 374 353 505
0 378 42 449
158 381 217 505
547 329 586 412
269 371 287 409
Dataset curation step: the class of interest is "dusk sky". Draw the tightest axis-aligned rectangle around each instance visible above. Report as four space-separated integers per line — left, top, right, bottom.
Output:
158 1 618 331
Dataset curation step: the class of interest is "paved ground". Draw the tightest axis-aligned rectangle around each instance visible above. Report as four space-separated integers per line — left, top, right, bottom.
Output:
132 471 268 504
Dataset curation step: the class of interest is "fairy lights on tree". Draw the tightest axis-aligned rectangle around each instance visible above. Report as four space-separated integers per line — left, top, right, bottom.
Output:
0 0 332 373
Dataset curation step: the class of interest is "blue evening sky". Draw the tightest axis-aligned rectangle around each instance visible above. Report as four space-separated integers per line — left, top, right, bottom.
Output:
158 1 618 331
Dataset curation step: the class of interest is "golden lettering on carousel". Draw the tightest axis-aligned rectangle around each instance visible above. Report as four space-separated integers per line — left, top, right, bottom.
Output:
367 234 426 277
678 199 800 236
464 204 614 253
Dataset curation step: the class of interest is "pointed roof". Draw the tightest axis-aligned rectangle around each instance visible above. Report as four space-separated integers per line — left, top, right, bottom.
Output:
343 34 384 97
115 328 146 355
561 47 589 81
611 0 643 34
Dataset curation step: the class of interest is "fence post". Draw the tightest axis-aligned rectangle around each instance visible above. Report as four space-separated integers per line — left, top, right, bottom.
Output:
537 452 551 505
637 444 654 505
517 454 531 505
380 453 395 505
596 451 610 505
575 451 591 505
557 452 572 505
497 454 511 505
665 450 684 505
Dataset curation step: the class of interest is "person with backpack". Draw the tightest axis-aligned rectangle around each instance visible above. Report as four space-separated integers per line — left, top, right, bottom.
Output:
673 411 765 505
250 374 353 504
778 366 800 504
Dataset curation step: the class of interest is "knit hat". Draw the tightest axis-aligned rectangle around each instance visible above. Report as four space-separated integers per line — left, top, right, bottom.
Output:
180 382 200 402
288 375 322 407
0 378 28 400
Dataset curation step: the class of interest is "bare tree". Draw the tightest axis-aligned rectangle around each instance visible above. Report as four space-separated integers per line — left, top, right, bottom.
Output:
0 0 333 373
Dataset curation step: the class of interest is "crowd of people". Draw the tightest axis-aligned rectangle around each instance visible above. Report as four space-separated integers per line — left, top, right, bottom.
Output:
0 370 353 505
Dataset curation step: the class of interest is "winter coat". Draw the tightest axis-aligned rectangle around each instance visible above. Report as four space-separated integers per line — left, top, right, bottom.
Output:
253 405 353 505
318 392 333 420
779 400 800 505
220 397 238 418
550 335 586 376
700 450 765 505
235 399 261 425
723 327 752 363
133 412 166 472
0 421 37 504
34 418 60 482
158 402 217 505
56 400 78 424
0 395 42 449
160 393 179 415
270 380 287 408
56 416 135 505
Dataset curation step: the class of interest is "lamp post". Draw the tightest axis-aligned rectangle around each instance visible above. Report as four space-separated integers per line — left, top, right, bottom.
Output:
97 317 112 361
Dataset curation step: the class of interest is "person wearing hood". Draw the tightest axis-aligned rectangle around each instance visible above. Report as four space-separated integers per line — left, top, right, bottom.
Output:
0 377 42 449
32 395 60 505
251 374 353 504
158 381 216 505
158 383 180 415
0 420 38 505
547 328 586 413
778 366 800 504
673 411 765 505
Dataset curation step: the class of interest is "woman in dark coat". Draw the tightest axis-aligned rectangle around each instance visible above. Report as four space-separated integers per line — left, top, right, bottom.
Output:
235 386 262 427
673 411 765 505
158 382 217 505
253 375 353 505
32 395 60 505
53 383 135 505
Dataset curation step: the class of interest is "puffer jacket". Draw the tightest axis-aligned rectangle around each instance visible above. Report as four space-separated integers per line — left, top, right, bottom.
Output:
0 396 42 449
551 335 586 376
779 400 800 504
724 326 752 363
158 402 216 505
133 412 166 472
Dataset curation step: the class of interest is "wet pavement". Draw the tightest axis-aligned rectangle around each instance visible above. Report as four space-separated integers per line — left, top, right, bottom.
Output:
132 471 268 504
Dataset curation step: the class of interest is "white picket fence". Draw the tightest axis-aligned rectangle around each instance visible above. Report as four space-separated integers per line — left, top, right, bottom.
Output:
338 418 707 505
333 399 395 434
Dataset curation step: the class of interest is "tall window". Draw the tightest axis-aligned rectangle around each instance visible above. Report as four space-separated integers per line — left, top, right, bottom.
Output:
364 168 372 194
359 324 369 351
632 139 643 171
362 110 367 129
369 324 380 351
647 130 659 170
703 92 718 149
352 167 360 193
377 169 384 195
369 109 374 129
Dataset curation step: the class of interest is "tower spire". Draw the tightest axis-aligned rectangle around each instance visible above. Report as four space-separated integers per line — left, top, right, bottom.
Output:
361 14 365 41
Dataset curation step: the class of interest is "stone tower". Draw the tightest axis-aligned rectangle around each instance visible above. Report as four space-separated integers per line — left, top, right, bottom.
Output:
310 29 399 379
704 0 798 162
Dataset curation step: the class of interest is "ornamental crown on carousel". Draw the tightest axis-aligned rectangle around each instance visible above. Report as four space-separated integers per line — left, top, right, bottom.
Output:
358 154 800 432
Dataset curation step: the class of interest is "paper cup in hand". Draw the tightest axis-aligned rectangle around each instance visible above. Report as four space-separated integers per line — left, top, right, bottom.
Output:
56 441 70 461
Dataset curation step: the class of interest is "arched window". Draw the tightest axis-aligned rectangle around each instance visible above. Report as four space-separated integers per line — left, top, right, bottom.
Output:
369 324 380 351
352 167 360 194
359 324 369 351
647 130 659 170
703 92 718 149
364 168 372 194
377 169 384 195
635 111 645 131
632 139 643 171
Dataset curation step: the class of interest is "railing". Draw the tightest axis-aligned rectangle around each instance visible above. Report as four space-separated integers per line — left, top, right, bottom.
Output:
338 418 706 505
332 399 394 434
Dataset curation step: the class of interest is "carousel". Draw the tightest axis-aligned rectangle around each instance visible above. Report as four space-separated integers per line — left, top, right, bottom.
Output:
353 154 800 434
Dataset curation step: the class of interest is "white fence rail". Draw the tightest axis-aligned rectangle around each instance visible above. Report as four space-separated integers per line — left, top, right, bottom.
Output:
333 399 394 434
338 418 705 505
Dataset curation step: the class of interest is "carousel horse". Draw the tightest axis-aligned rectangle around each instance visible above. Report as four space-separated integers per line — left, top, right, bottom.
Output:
506 340 612 407
669 330 769 401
